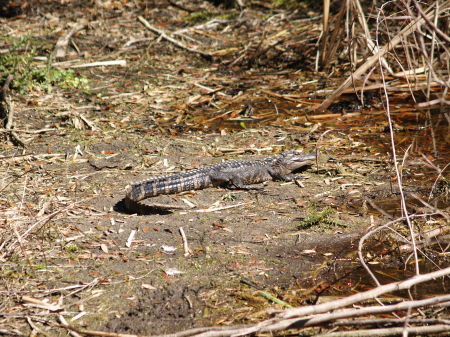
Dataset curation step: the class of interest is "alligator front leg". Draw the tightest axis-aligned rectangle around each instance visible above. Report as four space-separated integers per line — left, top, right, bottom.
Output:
271 173 305 182
209 172 264 190
265 167 305 182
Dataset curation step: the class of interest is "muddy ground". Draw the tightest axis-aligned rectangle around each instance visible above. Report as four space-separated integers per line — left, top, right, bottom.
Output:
1 1 450 336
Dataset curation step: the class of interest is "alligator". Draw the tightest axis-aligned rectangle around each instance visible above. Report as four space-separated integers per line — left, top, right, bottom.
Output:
125 150 318 214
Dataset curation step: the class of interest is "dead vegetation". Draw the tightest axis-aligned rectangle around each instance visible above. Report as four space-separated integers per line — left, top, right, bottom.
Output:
1 0 450 336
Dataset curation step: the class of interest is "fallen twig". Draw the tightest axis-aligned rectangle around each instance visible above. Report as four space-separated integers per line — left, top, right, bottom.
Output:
179 227 192 257
22 295 62 311
0 74 25 146
0 282 94 294
192 201 254 213
316 325 450 337
54 19 88 60
363 197 394 220
259 291 294 308
215 147 273 154
59 315 82 337
126 230 137 248
166 0 195 13
0 128 56 134
62 325 143 337
2 74 14 129
332 318 450 327
341 81 442 93
70 60 127 68
411 193 450 221
137 16 213 60
193 83 227 96
174 18 241 35
0 153 64 161
261 89 299 102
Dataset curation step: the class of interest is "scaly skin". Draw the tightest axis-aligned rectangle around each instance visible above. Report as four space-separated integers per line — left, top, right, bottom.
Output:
125 150 318 214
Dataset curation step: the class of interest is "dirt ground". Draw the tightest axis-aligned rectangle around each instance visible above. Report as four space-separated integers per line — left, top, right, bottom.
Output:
3 128 374 335
1 1 450 336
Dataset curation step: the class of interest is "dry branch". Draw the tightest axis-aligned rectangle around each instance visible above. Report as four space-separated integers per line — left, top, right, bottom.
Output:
316 325 450 337
0 73 25 146
1 74 14 129
137 16 213 60
0 128 56 134
54 19 88 60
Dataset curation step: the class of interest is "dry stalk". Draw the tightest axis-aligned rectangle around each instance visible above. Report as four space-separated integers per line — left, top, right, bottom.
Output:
374 3 420 276
319 0 330 64
315 0 450 113
320 0 345 70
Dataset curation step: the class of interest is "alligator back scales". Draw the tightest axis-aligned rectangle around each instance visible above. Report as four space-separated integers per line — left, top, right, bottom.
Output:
125 150 317 214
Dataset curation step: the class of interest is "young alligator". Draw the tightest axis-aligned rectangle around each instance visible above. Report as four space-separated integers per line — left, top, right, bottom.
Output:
125 150 318 214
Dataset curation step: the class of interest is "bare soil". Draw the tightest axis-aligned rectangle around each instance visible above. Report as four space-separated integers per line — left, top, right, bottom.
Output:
1 1 449 336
